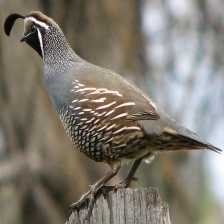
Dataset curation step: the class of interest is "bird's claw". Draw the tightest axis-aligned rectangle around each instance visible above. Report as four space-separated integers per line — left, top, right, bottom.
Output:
69 189 92 210
69 184 107 221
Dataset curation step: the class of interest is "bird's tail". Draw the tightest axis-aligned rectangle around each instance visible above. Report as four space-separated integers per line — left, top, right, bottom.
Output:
204 142 223 154
158 132 222 154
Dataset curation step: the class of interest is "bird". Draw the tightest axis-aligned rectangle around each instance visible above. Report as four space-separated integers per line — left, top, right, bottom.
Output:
4 11 222 217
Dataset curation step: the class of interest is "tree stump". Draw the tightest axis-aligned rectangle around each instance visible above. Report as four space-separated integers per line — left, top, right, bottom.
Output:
66 188 171 224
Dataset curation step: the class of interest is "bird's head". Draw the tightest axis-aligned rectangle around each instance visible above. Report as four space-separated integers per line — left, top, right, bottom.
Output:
4 11 61 58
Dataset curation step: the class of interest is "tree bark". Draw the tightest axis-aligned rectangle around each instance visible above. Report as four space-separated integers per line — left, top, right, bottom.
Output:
66 188 171 224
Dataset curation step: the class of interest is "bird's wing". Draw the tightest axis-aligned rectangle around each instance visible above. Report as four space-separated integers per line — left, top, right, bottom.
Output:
70 64 160 122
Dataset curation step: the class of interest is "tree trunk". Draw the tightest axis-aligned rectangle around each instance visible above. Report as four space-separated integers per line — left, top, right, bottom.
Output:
66 188 171 224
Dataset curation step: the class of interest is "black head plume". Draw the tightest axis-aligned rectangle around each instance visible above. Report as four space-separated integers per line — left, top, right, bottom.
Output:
4 13 25 36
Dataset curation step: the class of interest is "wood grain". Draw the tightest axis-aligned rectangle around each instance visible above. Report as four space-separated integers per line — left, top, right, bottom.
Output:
66 188 171 224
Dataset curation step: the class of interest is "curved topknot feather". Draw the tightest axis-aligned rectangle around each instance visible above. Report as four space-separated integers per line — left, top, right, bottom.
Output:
4 13 24 36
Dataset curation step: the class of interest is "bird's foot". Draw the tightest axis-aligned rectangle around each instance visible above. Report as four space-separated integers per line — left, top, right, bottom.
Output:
69 189 91 210
69 184 111 221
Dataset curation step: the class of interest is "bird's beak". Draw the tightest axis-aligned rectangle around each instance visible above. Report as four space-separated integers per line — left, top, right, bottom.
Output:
20 30 35 42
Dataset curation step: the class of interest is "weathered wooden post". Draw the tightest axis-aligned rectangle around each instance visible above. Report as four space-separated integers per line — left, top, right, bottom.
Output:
66 188 171 224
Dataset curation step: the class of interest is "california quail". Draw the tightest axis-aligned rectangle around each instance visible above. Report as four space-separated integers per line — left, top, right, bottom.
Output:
4 11 222 216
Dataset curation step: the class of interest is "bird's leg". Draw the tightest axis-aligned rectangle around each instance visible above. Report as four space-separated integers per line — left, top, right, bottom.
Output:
116 153 154 188
116 158 142 188
70 162 121 219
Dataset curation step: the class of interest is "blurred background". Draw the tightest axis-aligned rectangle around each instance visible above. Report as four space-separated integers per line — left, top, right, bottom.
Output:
0 0 223 223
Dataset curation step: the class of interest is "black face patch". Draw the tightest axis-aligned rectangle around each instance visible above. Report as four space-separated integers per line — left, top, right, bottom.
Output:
24 28 42 57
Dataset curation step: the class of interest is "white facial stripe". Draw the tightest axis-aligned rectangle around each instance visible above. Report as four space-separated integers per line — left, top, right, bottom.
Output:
37 29 44 56
25 17 49 29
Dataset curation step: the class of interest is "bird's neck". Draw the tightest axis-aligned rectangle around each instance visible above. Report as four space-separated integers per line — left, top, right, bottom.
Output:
42 28 81 74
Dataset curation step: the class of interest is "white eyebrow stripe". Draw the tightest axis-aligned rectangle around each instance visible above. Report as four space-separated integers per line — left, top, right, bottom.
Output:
115 102 136 109
25 17 49 30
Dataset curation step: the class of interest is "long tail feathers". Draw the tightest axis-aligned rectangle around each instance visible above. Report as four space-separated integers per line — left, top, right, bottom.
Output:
158 132 223 154
204 143 222 154
175 134 222 154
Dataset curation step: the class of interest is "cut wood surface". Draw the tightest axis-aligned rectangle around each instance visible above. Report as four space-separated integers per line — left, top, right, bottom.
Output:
66 188 171 224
